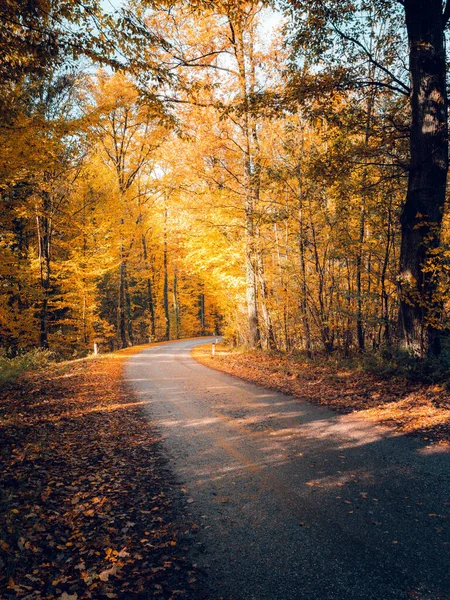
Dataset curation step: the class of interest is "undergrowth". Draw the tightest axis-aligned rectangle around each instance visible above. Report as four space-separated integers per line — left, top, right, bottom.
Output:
0 348 54 386
361 348 450 386
223 338 450 387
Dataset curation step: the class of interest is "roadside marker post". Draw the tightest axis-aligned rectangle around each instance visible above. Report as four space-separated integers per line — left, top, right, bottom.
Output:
211 342 216 358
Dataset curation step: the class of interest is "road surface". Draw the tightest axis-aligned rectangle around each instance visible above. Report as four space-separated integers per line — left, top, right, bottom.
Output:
124 338 450 600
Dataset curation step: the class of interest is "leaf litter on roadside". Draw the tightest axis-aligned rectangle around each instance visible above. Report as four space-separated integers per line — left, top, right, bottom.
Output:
192 344 450 445
0 349 202 599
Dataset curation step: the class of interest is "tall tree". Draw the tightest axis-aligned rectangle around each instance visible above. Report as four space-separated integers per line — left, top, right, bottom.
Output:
282 0 450 355
399 0 449 355
90 72 166 348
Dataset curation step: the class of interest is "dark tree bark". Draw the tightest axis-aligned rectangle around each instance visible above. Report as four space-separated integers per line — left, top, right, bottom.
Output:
296 140 312 358
36 192 52 349
356 87 375 352
117 257 129 349
163 208 170 341
380 192 394 347
398 0 449 355
173 264 180 339
199 289 205 334
124 264 134 345
142 235 156 338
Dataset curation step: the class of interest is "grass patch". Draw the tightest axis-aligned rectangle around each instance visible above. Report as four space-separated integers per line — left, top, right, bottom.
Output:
363 348 450 387
0 348 54 386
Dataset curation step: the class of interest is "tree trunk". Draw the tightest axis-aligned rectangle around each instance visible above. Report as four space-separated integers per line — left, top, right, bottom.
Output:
356 18 377 352
257 252 276 350
117 258 129 348
399 0 448 355
245 249 260 347
142 235 156 338
163 209 170 341
308 199 334 355
273 222 289 352
36 194 52 349
344 258 352 357
124 263 134 345
173 264 180 339
229 9 261 349
379 192 394 346
199 287 205 334
297 160 312 358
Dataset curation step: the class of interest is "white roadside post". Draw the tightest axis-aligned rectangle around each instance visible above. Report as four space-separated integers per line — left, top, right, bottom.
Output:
211 341 216 358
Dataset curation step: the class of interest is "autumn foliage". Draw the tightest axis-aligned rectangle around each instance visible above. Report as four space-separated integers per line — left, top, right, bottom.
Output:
0 348 201 599
1 1 450 361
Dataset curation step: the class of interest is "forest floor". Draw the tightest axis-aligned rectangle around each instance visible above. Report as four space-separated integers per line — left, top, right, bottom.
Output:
192 344 450 446
0 346 202 600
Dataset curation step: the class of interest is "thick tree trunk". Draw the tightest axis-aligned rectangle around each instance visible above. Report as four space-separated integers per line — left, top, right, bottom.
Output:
245 246 260 347
399 1 448 355
230 10 261 349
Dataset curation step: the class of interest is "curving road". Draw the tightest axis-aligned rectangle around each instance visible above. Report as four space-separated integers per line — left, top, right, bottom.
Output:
124 338 450 600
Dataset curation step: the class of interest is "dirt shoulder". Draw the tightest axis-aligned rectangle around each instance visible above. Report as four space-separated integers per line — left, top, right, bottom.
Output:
192 344 450 445
0 345 201 600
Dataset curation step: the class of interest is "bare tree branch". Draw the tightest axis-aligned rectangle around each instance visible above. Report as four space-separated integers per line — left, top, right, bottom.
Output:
332 25 411 96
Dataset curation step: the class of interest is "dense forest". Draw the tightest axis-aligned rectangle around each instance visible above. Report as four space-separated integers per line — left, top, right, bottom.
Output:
2 0 450 360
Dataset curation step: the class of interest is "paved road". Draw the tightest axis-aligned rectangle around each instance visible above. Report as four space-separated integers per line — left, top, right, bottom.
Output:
125 338 450 600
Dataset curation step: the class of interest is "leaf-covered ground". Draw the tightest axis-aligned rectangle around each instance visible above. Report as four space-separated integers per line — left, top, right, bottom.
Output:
0 347 202 600
192 344 450 445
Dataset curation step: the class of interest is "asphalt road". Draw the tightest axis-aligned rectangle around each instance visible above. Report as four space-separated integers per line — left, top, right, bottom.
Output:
124 338 450 600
